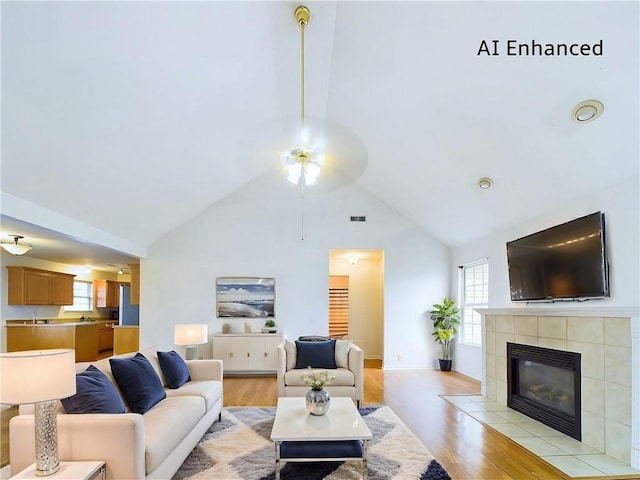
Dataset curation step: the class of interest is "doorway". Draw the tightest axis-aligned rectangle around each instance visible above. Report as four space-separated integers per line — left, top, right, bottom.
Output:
328 249 384 364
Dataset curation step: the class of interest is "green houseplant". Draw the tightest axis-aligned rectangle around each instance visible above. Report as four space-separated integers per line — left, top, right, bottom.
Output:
262 319 277 333
429 297 460 371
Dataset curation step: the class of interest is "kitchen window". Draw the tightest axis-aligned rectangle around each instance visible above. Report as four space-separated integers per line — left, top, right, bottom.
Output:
64 280 94 312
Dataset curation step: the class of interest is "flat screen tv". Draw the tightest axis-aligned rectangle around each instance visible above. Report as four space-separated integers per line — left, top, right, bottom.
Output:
506 212 609 302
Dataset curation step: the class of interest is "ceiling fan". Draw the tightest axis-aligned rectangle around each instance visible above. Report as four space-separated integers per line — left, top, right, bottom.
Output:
107 264 131 274
237 5 368 193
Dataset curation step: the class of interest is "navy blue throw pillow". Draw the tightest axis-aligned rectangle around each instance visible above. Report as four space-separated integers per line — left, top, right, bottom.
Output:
157 350 191 389
109 353 166 414
295 340 337 369
61 365 126 414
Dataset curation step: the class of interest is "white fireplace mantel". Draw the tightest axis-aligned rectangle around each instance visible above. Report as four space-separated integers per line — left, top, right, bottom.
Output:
477 307 639 318
477 306 640 469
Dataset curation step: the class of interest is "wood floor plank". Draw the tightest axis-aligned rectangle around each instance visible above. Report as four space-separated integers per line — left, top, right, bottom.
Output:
224 368 571 480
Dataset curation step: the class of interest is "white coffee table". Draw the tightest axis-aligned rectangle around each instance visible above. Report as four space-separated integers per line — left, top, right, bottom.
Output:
270 397 373 479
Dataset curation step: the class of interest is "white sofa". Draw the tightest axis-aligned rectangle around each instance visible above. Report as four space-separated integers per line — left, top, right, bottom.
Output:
9 347 223 480
276 339 364 407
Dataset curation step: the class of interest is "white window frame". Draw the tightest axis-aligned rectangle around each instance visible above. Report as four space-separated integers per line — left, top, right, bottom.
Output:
458 259 489 346
64 280 94 312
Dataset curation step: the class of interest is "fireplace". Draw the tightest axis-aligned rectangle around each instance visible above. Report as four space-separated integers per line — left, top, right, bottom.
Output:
507 342 581 440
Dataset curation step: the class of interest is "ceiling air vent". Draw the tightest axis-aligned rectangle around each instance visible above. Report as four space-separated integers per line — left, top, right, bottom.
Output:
350 216 366 222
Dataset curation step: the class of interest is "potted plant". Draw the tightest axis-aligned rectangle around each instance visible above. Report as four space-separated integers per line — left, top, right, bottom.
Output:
429 297 460 371
262 319 277 334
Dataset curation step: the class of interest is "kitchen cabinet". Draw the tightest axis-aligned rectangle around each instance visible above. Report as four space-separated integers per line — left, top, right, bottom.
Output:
6 323 99 362
113 326 139 355
212 334 282 373
7 267 76 306
97 321 117 351
128 263 140 305
51 273 75 305
94 280 129 308
106 281 119 308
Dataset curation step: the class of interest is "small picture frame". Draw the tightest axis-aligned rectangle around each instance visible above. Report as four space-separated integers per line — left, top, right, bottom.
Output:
216 277 275 318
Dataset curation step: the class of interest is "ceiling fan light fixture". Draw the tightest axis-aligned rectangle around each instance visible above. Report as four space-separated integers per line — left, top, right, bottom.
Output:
280 146 325 186
281 5 325 188
1 235 33 256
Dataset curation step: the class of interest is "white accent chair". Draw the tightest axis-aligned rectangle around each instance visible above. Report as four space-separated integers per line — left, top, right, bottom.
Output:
276 338 364 407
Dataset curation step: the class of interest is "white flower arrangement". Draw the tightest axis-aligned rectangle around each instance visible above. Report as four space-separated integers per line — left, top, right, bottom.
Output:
301 367 335 390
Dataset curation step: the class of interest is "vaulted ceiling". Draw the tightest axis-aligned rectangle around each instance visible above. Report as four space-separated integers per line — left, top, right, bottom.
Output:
1 1 638 268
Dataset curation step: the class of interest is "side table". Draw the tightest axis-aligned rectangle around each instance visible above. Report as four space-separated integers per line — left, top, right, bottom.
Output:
10 461 105 480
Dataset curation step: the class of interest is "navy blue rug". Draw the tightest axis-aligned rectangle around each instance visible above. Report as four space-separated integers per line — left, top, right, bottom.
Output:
174 405 451 480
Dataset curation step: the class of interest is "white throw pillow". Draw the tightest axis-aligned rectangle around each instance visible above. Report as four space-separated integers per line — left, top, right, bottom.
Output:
334 339 352 368
284 339 297 370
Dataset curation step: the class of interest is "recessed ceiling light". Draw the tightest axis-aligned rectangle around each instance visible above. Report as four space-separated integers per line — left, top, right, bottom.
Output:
477 177 493 189
571 100 604 123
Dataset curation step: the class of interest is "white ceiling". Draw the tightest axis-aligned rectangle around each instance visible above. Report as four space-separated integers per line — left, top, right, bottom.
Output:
1 1 638 267
0 215 139 271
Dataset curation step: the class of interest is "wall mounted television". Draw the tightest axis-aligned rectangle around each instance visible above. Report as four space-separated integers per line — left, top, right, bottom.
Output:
506 212 609 302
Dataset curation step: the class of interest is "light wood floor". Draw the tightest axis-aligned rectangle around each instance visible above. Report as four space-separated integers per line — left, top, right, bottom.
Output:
224 365 575 480
0 364 595 478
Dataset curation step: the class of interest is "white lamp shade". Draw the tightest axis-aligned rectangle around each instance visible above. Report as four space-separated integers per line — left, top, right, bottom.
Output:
174 324 208 346
1 243 32 255
0 349 76 404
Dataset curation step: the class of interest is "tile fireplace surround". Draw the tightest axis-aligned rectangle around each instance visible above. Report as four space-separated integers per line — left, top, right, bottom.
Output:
479 307 640 470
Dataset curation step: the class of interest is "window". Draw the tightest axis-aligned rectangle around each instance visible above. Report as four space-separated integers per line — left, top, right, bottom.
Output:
64 280 94 312
459 260 489 345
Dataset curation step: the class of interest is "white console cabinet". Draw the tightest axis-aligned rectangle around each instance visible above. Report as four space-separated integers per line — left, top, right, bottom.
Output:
212 333 283 373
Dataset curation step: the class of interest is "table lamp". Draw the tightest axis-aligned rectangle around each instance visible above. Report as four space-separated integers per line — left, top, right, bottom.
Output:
174 324 208 360
0 349 76 476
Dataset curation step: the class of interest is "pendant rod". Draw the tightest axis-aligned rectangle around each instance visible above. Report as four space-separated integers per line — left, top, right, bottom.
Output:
300 14 306 128
296 6 310 129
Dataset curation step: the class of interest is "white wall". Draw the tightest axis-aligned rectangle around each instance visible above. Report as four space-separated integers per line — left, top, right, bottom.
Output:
452 175 640 379
141 175 450 369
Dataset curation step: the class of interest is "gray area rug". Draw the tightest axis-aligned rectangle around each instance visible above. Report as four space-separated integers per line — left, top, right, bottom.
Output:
173 405 451 480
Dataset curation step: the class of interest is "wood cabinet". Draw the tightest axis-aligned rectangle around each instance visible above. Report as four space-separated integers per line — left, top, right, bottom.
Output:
94 280 129 308
7 267 76 305
128 263 140 305
51 273 75 305
106 281 119 308
113 326 139 355
97 321 117 351
212 334 282 373
6 323 99 362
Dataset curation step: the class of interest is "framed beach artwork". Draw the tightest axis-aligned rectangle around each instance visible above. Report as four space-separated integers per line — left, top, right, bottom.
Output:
216 277 275 318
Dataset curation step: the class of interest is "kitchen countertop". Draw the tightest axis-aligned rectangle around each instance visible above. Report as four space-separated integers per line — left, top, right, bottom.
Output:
6 321 118 327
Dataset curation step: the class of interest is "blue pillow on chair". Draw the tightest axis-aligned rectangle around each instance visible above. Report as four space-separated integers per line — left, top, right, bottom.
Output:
110 353 166 414
157 350 191 389
61 365 126 414
295 339 337 369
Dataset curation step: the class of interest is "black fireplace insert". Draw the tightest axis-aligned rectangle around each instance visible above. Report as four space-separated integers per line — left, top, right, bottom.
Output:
507 342 581 440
